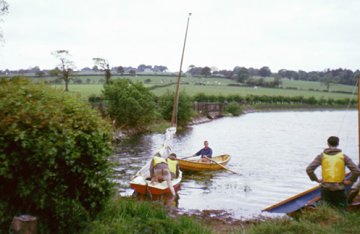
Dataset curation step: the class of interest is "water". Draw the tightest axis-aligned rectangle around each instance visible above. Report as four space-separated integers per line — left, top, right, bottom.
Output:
112 110 358 219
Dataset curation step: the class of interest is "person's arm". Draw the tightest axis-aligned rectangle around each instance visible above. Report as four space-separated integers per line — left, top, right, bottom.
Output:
150 159 154 178
344 155 360 182
194 149 201 156
306 154 322 182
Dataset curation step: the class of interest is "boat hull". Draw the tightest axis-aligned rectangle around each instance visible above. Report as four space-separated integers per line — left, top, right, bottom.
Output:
178 154 231 171
130 171 182 195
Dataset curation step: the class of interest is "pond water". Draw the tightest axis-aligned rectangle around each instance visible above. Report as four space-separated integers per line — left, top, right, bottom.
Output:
112 110 358 219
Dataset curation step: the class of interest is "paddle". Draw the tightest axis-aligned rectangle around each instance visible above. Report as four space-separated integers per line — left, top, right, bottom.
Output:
180 155 200 160
203 156 241 175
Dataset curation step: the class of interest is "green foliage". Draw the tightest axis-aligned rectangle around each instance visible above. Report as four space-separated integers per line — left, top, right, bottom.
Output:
82 198 212 234
103 79 158 130
158 91 193 127
224 102 243 116
0 78 114 233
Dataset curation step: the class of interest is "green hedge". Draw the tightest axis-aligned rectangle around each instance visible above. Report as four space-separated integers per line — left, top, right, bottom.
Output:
0 78 114 233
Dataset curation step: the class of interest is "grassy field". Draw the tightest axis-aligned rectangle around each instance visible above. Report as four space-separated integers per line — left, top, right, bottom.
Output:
37 75 358 100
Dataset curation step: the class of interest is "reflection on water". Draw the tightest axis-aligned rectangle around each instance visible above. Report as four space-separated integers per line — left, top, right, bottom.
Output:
112 110 357 219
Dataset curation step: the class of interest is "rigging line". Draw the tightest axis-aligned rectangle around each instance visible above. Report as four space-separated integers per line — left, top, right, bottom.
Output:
336 79 358 136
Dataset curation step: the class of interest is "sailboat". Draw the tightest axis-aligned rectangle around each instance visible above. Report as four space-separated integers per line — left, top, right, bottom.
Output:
130 13 192 196
262 77 360 214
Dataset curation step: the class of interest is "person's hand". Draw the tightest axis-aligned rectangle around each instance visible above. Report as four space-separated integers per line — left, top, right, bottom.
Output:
343 179 352 185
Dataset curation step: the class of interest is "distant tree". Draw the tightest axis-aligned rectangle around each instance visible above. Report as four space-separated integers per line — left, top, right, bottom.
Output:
236 67 249 83
259 66 271 77
52 50 75 92
49 67 60 77
117 66 124 75
35 70 45 77
129 70 136 76
92 65 99 72
201 67 211 77
153 65 168 72
93 58 111 84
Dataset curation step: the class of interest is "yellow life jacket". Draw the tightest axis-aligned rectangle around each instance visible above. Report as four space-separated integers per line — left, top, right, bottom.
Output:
153 156 167 166
321 152 345 183
167 158 178 175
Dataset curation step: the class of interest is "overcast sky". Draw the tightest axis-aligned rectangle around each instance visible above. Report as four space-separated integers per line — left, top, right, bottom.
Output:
1 0 360 72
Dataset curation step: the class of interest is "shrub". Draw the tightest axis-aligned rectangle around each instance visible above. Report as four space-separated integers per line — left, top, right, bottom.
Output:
103 79 158 131
0 78 114 233
224 101 243 116
158 91 193 127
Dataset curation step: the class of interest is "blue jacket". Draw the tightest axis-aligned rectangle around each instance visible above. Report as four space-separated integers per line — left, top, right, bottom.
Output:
195 147 213 158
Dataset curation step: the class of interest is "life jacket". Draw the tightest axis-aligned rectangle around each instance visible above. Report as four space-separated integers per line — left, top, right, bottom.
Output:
153 156 167 166
167 158 178 175
321 152 345 183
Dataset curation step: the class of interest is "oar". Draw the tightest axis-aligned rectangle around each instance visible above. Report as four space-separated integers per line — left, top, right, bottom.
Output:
203 156 241 175
180 155 199 160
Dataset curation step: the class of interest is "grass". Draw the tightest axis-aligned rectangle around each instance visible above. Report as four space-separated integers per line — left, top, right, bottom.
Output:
44 75 357 101
81 199 360 234
81 197 212 234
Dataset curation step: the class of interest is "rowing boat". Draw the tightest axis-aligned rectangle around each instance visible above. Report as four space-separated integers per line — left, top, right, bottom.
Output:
130 169 182 195
177 154 231 171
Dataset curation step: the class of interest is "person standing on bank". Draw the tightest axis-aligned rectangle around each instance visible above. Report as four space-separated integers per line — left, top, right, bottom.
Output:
306 136 360 209
193 140 213 163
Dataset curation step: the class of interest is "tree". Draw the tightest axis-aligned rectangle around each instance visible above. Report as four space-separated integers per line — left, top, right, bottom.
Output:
117 66 124 75
103 79 157 131
52 50 75 92
201 67 212 77
236 67 249 83
158 91 193 127
0 78 113 233
93 58 111 84
259 66 272 77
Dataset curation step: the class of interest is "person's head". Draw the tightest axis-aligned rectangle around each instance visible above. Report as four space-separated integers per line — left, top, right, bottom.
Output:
204 140 209 148
327 136 339 147
168 153 177 160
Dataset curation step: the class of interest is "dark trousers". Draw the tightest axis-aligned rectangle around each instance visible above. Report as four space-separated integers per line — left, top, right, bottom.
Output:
321 188 347 209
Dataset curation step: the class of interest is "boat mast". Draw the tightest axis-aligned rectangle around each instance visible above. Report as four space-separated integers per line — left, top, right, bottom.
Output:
171 13 192 127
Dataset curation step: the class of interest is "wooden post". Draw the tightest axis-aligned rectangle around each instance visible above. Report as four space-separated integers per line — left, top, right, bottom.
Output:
10 215 37 234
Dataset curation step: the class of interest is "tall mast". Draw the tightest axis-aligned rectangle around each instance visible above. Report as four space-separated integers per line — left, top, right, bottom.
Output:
171 13 192 127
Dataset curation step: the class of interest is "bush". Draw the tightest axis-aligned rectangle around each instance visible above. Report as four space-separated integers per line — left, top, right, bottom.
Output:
0 78 114 233
158 91 193 127
103 79 158 131
224 102 243 116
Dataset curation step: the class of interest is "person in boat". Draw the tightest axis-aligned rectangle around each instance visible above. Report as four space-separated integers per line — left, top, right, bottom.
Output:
167 153 179 179
306 136 360 209
193 140 213 163
150 154 176 196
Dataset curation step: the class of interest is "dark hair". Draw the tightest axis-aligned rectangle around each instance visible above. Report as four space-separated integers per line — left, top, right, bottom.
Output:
327 136 339 147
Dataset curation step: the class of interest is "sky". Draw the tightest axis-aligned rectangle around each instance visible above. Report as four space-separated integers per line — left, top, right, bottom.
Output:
1 0 360 72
